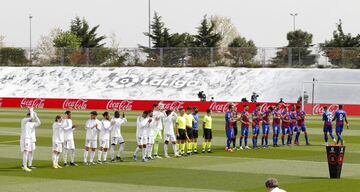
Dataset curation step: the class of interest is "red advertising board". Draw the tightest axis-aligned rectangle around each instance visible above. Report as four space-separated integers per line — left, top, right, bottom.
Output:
0 97 359 116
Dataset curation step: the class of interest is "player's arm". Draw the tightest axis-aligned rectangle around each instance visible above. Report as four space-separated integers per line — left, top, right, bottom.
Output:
332 112 337 122
33 112 41 127
175 121 179 136
344 113 349 129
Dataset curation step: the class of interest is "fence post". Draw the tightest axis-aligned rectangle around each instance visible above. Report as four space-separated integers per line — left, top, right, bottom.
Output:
184 48 188 67
61 48 65 66
210 47 214 66
86 48 90 66
341 47 345 67
160 48 163 67
288 47 292 66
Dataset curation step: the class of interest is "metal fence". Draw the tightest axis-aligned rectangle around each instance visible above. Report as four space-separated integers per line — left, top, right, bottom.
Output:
0 47 359 68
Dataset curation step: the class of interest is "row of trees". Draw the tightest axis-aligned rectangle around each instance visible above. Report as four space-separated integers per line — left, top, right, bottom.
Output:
1 14 360 67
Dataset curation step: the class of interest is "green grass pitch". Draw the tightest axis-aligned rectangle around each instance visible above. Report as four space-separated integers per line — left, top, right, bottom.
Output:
1 108 360 192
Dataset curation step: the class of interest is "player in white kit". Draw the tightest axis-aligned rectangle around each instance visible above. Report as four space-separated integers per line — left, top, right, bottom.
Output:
110 111 127 162
163 110 180 158
152 103 166 159
84 111 101 165
145 110 156 160
133 110 152 162
98 111 112 164
20 108 41 172
62 110 78 166
52 115 64 169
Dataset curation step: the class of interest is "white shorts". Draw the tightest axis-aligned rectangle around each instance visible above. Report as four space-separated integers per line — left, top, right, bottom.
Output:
85 140 97 148
53 142 63 153
64 140 75 149
100 139 110 148
136 136 147 146
164 134 176 142
111 137 125 145
147 136 155 144
20 140 36 152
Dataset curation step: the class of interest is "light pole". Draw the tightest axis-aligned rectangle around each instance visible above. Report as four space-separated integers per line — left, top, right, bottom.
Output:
290 13 298 31
148 0 151 48
29 14 33 64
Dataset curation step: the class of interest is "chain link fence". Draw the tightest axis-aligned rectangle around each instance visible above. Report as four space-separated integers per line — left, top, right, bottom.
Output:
0 47 360 68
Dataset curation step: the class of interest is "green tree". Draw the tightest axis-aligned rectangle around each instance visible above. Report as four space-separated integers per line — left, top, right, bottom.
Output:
227 36 257 66
53 31 81 48
272 30 317 66
321 20 360 67
194 15 222 47
70 16 106 48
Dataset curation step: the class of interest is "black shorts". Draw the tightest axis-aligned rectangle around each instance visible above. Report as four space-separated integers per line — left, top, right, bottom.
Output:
178 129 187 140
186 128 193 139
233 126 238 136
193 129 199 139
203 128 212 140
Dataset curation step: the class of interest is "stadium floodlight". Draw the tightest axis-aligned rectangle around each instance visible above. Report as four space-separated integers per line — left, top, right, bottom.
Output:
301 80 360 113
290 13 298 31
29 14 33 64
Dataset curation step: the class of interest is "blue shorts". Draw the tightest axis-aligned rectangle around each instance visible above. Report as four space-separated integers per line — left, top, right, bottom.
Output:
336 125 343 133
273 125 280 135
241 127 249 137
323 126 333 133
298 125 307 132
292 125 299 132
282 126 291 134
226 128 234 139
262 124 270 135
252 126 260 135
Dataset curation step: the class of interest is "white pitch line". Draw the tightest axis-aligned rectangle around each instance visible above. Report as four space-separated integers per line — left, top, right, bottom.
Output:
0 139 19 144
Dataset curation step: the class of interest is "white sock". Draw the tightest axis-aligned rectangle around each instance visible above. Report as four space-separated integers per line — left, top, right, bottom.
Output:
22 151 28 168
134 147 140 156
149 144 153 157
28 152 34 167
172 143 177 155
103 151 108 161
164 144 168 156
117 143 125 157
84 150 89 163
146 144 151 157
90 151 95 163
70 149 75 163
98 150 102 161
55 154 60 165
142 147 146 159
52 153 56 166
110 145 115 160
63 148 68 164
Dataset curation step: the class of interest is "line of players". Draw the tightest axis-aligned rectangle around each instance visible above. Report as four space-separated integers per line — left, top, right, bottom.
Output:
20 104 213 172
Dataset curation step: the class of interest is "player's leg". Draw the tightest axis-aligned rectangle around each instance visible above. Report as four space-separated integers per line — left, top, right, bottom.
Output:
193 130 198 154
225 128 232 151
110 137 117 162
103 147 108 162
329 127 336 144
153 131 162 158
281 127 286 145
336 126 344 145
117 136 125 161
89 140 97 164
239 128 244 149
164 134 170 158
63 140 68 166
84 140 90 165
265 125 270 147
172 139 178 157
302 126 309 145
207 129 213 152
98 146 104 164
141 143 147 162
294 126 300 145
27 142 36 169
232 127 238 149
244 128 250 149
69 140 77 166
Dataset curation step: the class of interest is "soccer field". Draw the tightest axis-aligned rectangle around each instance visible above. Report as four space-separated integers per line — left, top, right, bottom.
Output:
1 108 360 192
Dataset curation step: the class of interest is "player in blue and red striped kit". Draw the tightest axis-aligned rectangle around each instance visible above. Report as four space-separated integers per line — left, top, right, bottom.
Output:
252 104 262 148
288 105 297 145
272 104 281 147
225 104 235 152
281 106 291 146
323 106 336 146
261 106 273 148
239 105 251 149
332 105 349 145
295 105 310 145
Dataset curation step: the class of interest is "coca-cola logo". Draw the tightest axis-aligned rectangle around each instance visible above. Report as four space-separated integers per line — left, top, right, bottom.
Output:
313 104 338 115
20 98 45 108
106 100 133 111
209 102 237 113
63 99 88 110
162 101 184 111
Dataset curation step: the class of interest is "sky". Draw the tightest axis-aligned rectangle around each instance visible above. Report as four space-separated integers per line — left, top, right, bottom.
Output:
0 0 359 48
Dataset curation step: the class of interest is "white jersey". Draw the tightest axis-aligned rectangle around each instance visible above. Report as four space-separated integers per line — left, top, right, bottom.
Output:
20 117 32 141
110 117 127 138
62 118 73 141
153 110 166 131
52 122 64 143
164 112 178 136
28 111 41 142
99 119 112 141
145 117 156 137
136 116 148 137
85 119 101 141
